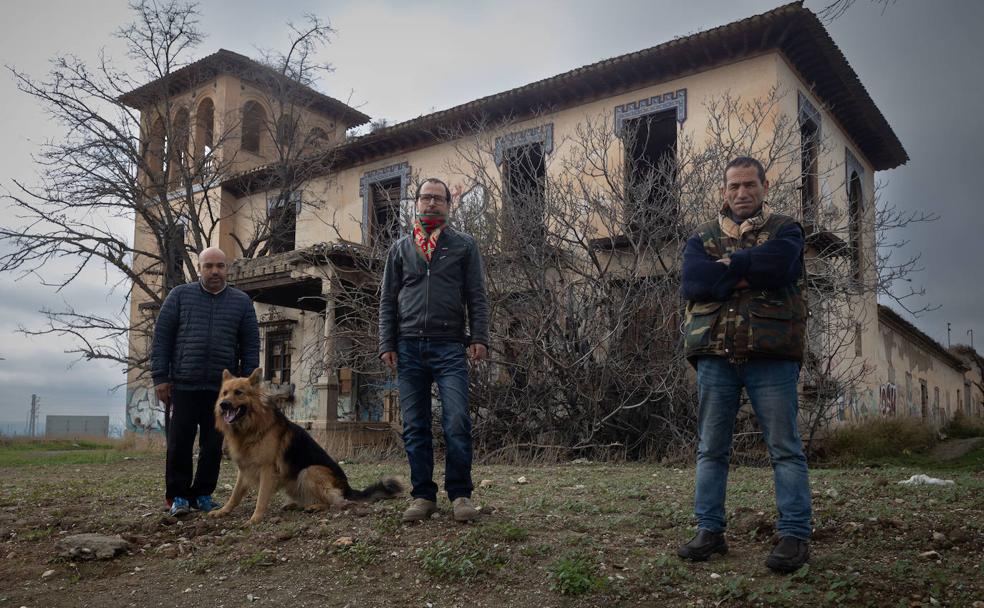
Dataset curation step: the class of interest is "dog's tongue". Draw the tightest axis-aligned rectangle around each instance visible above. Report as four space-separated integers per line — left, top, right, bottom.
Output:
223 409 236 423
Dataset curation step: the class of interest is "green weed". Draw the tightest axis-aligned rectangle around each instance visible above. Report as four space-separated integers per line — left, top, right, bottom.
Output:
548 552 606 596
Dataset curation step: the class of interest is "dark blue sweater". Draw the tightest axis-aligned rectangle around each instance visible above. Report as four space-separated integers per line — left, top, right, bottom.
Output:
151 282 260 391
681 222 804 302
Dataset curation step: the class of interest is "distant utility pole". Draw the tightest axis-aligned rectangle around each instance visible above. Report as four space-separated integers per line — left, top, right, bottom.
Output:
947 323 951 348
29 394 40 437
969 329 975 349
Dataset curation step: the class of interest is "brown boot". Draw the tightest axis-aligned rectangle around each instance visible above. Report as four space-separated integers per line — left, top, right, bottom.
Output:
452 497 480 522
402 498 438 522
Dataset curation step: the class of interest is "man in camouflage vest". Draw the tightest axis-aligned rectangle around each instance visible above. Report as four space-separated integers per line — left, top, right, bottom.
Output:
677 157 811 573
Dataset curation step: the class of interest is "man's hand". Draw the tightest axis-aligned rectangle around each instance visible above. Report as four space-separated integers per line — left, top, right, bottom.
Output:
716 257 731 266
467 343 488 362
380 351 397 369
155 383 172 406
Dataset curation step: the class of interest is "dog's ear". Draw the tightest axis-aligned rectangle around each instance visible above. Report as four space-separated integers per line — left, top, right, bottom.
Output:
248 367 263 386
222 369 233 382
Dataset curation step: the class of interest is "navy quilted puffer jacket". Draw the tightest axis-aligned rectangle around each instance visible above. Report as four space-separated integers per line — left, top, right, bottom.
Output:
151 282 260 391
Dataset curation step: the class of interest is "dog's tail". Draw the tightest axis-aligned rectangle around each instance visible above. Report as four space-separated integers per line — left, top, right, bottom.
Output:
345 476 405 502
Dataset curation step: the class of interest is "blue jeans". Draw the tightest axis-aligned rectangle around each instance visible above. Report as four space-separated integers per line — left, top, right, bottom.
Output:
397 339 473 502
694 357 812 539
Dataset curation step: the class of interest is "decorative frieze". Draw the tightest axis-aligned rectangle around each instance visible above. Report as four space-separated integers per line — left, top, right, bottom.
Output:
614 89 687 135
494 124 554 166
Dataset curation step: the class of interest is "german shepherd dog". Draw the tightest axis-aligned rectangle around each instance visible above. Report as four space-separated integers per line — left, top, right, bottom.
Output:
210 368 403 525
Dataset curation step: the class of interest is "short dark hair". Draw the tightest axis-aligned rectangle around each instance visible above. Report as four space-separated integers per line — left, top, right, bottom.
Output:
416 178 452 204
723 157 767 185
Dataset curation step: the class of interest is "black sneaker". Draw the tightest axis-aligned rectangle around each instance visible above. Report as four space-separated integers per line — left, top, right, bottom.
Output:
677 529 728 561
765 536 810 573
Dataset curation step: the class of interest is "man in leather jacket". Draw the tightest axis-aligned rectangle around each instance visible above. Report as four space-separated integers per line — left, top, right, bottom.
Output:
379 178 490 523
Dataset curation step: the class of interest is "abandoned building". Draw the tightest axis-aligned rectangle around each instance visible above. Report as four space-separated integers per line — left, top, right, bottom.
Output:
124 2 982 443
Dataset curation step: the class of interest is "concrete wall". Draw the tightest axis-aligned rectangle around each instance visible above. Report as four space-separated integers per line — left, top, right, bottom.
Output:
45 415 110 439
877 318 967 424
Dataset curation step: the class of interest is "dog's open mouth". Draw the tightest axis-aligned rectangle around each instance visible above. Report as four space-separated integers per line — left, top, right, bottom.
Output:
222 405 246 424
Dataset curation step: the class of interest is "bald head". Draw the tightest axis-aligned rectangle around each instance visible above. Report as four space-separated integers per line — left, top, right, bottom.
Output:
198 247 228 293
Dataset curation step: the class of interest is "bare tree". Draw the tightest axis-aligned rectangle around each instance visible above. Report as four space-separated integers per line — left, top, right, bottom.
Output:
304 86 932 460
1 1 342 387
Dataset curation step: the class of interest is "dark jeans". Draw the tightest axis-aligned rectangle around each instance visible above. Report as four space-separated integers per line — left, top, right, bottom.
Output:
694 357 812 539
165 389 223 502
397 339 473 502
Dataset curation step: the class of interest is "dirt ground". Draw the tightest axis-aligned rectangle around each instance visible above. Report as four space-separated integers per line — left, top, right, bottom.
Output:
0 446 982 608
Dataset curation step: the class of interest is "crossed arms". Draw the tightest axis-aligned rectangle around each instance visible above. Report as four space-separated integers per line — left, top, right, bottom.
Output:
680 223 804 302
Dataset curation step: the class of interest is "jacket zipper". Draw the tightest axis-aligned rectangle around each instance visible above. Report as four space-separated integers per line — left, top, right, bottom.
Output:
203 293 215 383
423 261 431 330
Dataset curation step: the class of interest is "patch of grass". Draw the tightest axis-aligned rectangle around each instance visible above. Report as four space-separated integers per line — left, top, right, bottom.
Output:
825 417 937 461
638 554 688 590
0 437 152 468
334 541 381 566
547 552 606 596
476 521 528 543
187 556 217 575
520 543 552 558
21 526 56 541
372 512 402 536
238 551 274 570
418 535 508 581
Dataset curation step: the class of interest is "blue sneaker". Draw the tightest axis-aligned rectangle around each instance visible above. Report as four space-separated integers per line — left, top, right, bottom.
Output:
194 495 221 512
169 497 192 517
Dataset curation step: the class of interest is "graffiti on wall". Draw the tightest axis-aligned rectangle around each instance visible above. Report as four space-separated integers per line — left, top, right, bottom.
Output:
126 385 165 434
297 384 319 421
879 383 898 416
844 389 875 420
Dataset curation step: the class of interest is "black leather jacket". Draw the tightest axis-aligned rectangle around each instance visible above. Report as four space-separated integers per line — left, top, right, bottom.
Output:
378 228 490 354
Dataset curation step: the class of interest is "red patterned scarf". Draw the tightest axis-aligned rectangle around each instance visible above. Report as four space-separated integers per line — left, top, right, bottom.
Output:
413 220 443 262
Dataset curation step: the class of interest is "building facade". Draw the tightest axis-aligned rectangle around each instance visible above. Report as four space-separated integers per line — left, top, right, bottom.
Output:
124 3 977 441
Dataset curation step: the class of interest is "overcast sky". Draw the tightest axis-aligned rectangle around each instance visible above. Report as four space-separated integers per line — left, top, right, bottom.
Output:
1 0 982 430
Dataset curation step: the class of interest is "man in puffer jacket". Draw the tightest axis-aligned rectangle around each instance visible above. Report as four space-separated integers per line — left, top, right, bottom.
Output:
151 246 260 517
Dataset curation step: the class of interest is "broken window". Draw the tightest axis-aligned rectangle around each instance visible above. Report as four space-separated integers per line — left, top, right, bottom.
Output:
848 173 863 283
502 142 546 247
195 98 215 172
266 191 300 254
170 108 190 189
241 101 266 154
370 177 402 249
265 330 292 385
623 110 677 239
920 380 929 419
800 118 820 228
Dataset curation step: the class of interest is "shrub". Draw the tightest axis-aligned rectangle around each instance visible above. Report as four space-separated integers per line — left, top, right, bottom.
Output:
825 417 937 461
942 411 984 439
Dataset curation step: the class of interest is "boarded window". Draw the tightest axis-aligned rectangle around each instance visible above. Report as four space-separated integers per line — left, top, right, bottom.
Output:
265 330 292 385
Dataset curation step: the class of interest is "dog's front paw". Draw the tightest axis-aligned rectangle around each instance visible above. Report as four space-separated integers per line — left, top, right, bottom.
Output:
209 508 231 519
245 515 263 526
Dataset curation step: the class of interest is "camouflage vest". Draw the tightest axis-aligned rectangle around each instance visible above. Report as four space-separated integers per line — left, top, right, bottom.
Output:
683 212 807 367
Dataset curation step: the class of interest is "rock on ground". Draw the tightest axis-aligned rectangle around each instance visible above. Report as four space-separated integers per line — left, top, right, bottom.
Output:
56 534 131 560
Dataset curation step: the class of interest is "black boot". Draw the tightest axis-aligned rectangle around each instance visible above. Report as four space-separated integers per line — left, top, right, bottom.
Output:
765 536 810 573
677 529 728 561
